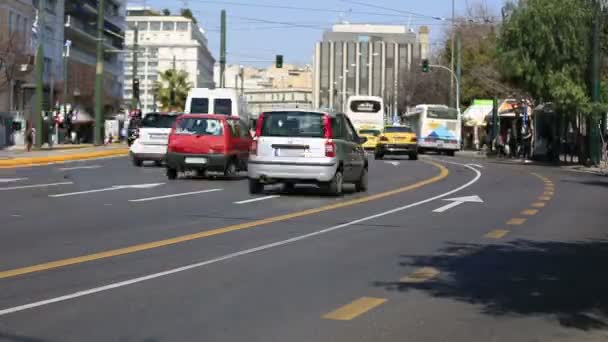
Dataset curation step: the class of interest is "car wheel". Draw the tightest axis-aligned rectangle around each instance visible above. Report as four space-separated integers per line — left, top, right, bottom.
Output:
446 150 455 157
324 170 343 196
409 152 419 160
224 159 238 178
355 168 368 192
249 179 263 194
154 160 163 167
283 182 295 192
132 158 143 167
166 168 178 180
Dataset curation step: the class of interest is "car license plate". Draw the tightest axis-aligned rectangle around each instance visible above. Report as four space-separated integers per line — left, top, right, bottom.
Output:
185 157 207 164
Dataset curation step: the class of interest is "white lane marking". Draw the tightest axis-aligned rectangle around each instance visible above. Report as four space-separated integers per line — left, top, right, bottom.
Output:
0 182 73 191
466 163 484 169
58 165 102 171
234 195 280 205
129 189 223 202
0 161 481 317
49 183 164 198
432 195 484 213
384 161 400 166
0 178 28 183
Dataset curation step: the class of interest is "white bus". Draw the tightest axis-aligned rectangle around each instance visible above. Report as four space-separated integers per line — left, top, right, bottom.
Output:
403 104 461 156
345 96 385 130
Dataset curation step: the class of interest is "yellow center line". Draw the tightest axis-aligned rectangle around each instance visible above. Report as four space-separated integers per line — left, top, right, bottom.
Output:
543 191 554 196
0 161 450 280
484 230 510 239
538 196 552 201
507 218 527 225
399 267 441 283
322 297 387 321
521 209 539 216
532 202 546 208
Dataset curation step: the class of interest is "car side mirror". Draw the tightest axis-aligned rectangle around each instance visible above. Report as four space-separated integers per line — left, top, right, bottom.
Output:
358 136 367 145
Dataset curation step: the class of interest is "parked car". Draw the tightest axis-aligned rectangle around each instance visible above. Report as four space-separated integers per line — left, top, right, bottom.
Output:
165 114 252 180
247 109 368 195
375 125 418 160
129 112 180 166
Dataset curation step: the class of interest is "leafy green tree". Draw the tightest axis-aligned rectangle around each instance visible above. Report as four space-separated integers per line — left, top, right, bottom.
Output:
152 69 192 112
162 8 171 16
180 8 197 23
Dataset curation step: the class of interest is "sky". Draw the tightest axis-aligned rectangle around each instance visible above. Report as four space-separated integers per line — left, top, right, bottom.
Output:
129 0 507 67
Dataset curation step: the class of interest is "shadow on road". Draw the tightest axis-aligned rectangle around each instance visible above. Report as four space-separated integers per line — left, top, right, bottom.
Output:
0 332 51 342
374 239 608 331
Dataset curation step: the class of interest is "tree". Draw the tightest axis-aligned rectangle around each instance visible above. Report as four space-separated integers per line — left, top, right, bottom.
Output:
152 69 192 112
497 0 594 113
180 8 197 23
399 57 450 111
0 32 30 111
162 8 171 16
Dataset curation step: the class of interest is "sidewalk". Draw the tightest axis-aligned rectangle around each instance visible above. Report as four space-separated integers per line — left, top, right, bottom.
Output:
0 143 129 168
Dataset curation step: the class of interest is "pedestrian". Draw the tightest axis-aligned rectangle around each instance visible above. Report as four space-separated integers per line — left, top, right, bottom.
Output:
505 129 512 157
25 121 34 152
65 109 73 144
522 126 532 161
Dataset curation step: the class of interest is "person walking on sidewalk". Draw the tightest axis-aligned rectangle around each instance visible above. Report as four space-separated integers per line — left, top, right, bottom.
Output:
25 121 34 152
522 126 532 161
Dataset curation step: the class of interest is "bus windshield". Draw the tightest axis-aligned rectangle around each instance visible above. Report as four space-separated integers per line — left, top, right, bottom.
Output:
427 107 459 120
350 100 382 113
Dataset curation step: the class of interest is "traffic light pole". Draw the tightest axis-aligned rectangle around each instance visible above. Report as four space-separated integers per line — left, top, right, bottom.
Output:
430 64 460 113
93 0 105 145
131 26 139 109
34 0 45 148
219 10 226 88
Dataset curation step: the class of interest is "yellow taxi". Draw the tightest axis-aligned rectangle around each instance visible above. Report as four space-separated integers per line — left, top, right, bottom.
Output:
357 127 383 150
375 125 418 160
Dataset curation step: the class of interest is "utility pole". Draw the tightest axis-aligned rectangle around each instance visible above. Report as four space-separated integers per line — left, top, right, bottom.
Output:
131 26 139 110
170 55 176 109
219 10 226 88
492 96 499 150
240 66 244 96
456 33 462 111
93 0 106 145
589 0 603 165
62 40 71 119
34 0 45 148
449 0 455 108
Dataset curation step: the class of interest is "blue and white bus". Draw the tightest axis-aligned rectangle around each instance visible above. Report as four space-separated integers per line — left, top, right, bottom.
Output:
403 104 461 156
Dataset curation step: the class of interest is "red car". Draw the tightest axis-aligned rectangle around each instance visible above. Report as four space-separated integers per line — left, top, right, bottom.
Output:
165 114 252 180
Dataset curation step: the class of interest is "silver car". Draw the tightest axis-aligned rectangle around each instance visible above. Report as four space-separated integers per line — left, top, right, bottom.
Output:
247 110 368 195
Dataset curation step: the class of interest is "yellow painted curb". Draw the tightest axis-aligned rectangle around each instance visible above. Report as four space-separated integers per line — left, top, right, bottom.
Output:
0 148 129 168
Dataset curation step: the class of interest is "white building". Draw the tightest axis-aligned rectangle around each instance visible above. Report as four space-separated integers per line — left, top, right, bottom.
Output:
313 24 430 113
124 7 215 113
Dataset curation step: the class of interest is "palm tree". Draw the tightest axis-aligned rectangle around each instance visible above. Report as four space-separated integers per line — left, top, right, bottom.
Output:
152 69 192 112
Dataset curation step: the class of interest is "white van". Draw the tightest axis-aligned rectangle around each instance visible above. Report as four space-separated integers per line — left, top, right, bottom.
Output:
185 88 250 125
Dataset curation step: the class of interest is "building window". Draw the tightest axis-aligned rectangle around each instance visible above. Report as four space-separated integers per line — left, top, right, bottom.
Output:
176 22 188 31
148 75 158 81
163 22 175 31
148 47 158 57
137 22 148 31
127 22 137 30
149 22 161 31
148 61 158 67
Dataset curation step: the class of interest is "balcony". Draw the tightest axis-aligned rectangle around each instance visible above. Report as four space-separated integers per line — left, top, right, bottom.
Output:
65 17 123 50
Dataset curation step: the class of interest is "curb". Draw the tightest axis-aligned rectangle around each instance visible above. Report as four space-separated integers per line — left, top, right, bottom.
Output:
0 148 129 168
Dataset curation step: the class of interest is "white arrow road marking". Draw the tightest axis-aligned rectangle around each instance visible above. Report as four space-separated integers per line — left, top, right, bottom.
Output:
0 178 28 183
235 195 280 204
58 165 102 171
433 195 484 213
384 161 400 166
0 182 73 191
50 183 164 198
129 188 223 202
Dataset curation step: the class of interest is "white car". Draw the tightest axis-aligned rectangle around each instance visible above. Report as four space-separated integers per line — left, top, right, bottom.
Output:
129 112 180 167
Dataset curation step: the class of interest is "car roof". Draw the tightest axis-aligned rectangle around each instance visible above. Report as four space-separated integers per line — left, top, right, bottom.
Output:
178 113 237 120
144 112 182 116
262 109 339 117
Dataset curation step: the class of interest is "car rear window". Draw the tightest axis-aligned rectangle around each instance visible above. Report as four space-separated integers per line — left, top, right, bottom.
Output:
141 114 178 128
359 129 381 136
261 112 325 138
190 98 209 114
175 118 223 136
385 126 413 133
214 99 232 115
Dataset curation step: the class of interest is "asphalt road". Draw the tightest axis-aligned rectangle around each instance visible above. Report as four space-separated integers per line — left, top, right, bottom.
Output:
0 154 607 341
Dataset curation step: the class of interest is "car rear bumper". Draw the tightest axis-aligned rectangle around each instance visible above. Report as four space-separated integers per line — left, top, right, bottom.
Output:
129 142 167 160
166 152 229 171
377 144 418 154
247 160 338 182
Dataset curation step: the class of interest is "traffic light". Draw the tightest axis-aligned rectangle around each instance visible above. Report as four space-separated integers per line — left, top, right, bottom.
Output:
276 55 283 69
133 78 140 101
422 59 430 73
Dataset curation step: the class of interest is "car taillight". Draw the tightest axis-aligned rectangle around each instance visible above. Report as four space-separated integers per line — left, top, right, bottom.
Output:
250 140 258 156
411 137 417 142
323 114 332 139
325 140 336 157
255 113 264 137
380 136 389 142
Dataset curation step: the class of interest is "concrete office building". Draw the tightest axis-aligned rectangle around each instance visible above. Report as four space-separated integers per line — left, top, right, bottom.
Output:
312 24 430 113
124 7 215 113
